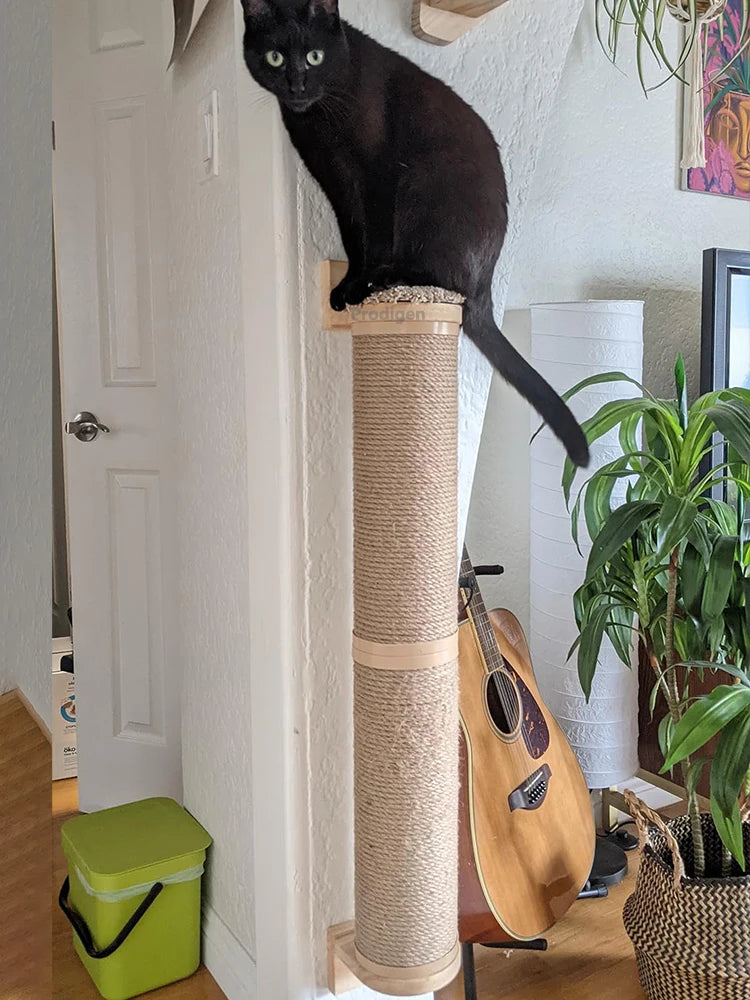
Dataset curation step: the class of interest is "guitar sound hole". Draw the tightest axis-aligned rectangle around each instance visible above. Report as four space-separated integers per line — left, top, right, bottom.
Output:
485 669 521 736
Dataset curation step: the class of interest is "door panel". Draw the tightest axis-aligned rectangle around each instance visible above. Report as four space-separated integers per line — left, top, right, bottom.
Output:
53 0 181 811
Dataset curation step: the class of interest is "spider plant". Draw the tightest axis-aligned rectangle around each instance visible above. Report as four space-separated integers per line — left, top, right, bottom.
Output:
561 357 750 877
596 0 750 94
706 25 750 112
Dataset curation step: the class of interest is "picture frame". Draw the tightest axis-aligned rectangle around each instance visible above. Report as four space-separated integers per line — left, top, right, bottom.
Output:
701 247 750 502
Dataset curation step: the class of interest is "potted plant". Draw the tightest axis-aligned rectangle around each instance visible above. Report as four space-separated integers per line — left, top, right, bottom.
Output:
560 357 750 998
595 0 750 93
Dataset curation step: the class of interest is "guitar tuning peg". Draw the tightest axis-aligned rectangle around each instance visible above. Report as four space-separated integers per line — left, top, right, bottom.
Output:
473 564 505 577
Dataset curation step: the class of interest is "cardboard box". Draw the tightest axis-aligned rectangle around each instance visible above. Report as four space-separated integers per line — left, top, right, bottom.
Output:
52 637 77 781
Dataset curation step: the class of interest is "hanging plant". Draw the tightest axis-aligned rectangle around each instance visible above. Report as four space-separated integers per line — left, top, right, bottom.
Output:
595 0 750 92
596 0 750 166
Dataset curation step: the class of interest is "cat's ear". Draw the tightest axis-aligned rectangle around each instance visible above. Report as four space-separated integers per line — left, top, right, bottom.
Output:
240 0 271 19
308 0 339 19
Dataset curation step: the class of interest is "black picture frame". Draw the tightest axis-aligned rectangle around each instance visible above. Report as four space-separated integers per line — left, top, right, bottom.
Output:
701 248 750 503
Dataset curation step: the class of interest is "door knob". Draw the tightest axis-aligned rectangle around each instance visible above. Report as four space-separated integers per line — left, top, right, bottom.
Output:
65 411 111 443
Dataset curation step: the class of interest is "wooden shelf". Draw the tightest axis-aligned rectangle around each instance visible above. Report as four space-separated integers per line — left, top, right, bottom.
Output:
412 0 511 44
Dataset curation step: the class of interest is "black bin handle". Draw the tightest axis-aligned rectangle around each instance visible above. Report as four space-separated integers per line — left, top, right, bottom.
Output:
58 876 164 959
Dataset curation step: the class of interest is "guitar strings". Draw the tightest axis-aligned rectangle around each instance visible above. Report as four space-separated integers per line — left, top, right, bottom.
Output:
461 559 522 745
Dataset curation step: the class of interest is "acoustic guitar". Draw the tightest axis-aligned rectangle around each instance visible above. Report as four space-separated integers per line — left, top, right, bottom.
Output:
458 549 596 944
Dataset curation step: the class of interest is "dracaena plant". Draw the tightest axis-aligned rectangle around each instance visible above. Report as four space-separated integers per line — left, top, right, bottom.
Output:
561 357 750 877
596 0 750 94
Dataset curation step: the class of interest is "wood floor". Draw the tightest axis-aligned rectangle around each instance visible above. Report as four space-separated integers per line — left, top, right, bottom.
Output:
1 691 53 998
2 690 225 1000
437 855 646 1000
8 688 651 1000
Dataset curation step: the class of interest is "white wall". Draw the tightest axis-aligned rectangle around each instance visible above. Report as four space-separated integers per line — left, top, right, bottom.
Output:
294 1 586 991
468 0 750 625
167 0 256 965
0 2 52 726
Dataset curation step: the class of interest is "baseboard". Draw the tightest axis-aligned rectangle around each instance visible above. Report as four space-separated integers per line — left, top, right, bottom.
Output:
15 687 52 743
202 905 257 1000
201 905 432 1000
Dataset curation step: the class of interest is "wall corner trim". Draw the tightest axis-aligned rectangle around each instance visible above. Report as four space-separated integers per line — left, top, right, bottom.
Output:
202 906 257 1000
17 686 52 742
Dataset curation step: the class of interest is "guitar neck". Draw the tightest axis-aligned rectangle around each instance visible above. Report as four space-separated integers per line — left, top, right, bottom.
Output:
460 546 504 674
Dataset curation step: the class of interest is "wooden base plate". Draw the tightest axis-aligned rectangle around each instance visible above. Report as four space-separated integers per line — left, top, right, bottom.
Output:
327 922 462 996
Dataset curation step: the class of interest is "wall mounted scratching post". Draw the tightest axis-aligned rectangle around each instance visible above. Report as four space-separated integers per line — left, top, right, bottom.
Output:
412 0 512 44
323 262 463 996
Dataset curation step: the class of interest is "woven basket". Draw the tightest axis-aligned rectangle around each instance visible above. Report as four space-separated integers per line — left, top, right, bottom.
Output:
623 792 750 1000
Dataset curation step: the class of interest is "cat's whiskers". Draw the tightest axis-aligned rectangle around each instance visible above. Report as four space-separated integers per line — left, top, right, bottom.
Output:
245 90 275 112
317 91 354 125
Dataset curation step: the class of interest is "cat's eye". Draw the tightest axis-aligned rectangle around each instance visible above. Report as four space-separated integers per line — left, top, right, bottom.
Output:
306 50 325 66
265 50 285 68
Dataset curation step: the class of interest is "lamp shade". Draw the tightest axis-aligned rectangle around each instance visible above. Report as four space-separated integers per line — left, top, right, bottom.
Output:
530 301 644 789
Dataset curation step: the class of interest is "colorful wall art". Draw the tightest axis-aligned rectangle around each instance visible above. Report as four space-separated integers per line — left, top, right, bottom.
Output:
686 0 750 200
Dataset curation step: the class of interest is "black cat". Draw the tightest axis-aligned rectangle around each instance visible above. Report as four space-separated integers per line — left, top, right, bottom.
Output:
240 0 589 466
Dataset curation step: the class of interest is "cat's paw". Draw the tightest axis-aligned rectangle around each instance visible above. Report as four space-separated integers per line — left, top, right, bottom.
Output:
343 276 378 306
330 282 349 313
343 266 397 305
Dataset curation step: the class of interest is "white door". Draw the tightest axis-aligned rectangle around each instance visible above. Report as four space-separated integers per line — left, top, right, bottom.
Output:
53 0 182 812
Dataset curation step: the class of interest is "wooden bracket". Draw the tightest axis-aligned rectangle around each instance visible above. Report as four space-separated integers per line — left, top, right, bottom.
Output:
412 0 511 45
327 922 363 996
321 259 351 332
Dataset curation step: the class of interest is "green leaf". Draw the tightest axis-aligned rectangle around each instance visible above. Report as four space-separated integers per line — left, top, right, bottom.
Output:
656 496 697 559
711 710 750 821
685 758 708 801
562 398 677 505
561 370 655 404
658 713 675 761
686 519 711 565
586 501 660 580
608 603 636 666
674 354 688 431
619 412 642 460
703 499 739 537
663 684 750 770
584 467 620 542
710 797 745 871
681 544 706 619
677 660 750 689
707 400 750 466
690 386 750 418
701 535 738 622
577 602 613 700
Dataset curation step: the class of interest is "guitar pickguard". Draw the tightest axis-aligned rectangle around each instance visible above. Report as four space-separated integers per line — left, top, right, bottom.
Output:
505 667 550 760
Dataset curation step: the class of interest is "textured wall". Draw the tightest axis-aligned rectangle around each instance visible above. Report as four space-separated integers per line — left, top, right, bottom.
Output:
469 0 750 626
167 0 256 958
294 0 585 989
0 2 52 725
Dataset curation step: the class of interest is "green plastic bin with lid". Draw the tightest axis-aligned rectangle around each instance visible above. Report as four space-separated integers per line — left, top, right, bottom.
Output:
59 797 212 1000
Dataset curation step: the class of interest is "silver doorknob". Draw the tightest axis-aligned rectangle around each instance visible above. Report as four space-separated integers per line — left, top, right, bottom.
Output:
65 411 111 443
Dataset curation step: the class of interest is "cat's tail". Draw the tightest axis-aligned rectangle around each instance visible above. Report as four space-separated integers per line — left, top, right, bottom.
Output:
463 289 590 468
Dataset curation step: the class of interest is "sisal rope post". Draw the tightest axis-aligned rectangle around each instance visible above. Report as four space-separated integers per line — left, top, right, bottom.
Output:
326 273 464 996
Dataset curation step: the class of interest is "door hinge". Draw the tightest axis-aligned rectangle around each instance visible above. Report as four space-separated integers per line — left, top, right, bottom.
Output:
52 120 56 151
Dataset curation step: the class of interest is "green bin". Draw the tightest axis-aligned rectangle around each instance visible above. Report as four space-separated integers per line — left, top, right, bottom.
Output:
59 797 212 1000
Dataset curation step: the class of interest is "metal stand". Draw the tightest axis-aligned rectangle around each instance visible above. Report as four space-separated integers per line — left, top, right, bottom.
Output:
462 939 547 1000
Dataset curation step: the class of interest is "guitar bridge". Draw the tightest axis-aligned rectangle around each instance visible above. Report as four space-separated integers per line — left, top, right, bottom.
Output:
508 764 552 813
